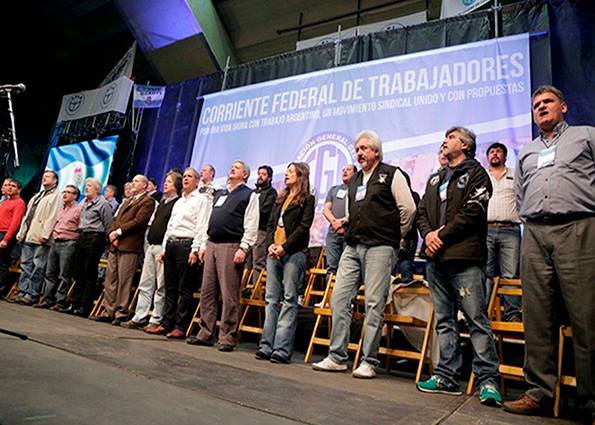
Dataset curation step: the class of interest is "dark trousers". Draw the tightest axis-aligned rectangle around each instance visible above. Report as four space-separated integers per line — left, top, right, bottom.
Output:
41 239 78 305
198 241 243 346
70 232 106 314
522 217 595 418
162 239 200 331
0 231 16 293
101 250 140 319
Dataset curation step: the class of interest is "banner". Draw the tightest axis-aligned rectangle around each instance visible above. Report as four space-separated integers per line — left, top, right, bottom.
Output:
133 84 166 108
57 76 133 122
192 34 532 245
100 42 136 87
46 136 118 198
440 0 491 18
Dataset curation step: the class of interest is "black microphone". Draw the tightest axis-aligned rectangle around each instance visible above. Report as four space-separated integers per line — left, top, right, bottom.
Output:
0 83 26 93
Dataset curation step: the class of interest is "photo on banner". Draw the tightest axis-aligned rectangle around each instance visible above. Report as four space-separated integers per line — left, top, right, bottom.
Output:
46 136 118 199
191 34 532 246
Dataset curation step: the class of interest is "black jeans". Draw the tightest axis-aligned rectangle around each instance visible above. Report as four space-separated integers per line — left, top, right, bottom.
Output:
70 232 106 314
0 231 17 293
162 239 200 331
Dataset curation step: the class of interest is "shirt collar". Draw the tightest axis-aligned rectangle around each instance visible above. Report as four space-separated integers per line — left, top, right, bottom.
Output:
539 120 568 142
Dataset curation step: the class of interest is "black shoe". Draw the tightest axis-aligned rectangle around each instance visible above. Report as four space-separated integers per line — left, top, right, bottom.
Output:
255 350 271 360
72 308 87 317
57 304 72 313
89 315 112 323
186 336 214 346
270 353 290 364
218 343 234 352
111 317 124 326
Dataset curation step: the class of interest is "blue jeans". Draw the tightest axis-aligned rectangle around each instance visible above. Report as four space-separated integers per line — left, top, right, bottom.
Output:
329 244 396 367
486 225 521 321
426 261 500 388
18 242 50 300
325 230 345 275
259 252 307 361
42 240 78 305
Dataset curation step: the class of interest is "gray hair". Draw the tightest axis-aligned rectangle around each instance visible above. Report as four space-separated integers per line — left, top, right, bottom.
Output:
532 85 564 103
233 160 251 180
85 177 102 192
445 126 477 158
183 167 200 179
355 130 383 160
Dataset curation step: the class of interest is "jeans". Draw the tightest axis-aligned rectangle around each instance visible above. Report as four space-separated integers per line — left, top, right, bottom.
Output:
329 244 396 367
325 230 345 275
131 244 165 325
486 225 522 320
41 240 78 305
259 252 307 361
17 242 50 300
0 232 16 292
426 261 500 388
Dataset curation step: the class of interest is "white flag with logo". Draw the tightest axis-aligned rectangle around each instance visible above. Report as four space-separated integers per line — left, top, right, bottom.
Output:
441 0 491 18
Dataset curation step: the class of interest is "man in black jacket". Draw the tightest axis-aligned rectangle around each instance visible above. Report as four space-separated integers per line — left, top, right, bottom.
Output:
251 165 277 283
416 126 501 406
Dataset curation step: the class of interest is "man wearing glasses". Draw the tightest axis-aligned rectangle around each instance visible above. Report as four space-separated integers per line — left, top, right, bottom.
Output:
34 185 81 309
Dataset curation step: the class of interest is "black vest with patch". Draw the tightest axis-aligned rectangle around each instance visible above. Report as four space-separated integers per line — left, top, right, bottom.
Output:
207 184 253 243
345 162 400 247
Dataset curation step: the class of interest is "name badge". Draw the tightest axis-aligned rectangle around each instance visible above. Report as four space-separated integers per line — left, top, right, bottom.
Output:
336 189 346 199
537 145 556 169
355 185 366 202
439 181 448 202
214 195 228 207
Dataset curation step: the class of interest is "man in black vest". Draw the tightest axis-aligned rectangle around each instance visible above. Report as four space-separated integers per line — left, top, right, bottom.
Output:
416 126 501 406
188 160 259 351
312 130 416 378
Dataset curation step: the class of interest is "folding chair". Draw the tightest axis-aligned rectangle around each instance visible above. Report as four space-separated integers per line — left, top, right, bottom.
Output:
302 248 327 307
466 277 524 394
238 269 267 337
554 326 577 417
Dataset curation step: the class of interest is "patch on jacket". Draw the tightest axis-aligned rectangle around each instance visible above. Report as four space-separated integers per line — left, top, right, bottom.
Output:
430 175 440 186
457 173 469 189
378 173 388 184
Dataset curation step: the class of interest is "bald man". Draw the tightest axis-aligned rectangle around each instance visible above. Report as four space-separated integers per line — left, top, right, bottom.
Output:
91 175 156 324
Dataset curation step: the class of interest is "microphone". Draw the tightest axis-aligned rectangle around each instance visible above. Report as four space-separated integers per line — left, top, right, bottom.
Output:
0 83 26 93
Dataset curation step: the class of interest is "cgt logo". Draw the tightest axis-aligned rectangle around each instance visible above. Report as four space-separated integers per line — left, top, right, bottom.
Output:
297 132 355 206
101 83 117 109
66 94 85 116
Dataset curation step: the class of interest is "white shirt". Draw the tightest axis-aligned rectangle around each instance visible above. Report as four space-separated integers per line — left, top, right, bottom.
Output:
161 189 212 251
487 167 520 223
199 183 260 251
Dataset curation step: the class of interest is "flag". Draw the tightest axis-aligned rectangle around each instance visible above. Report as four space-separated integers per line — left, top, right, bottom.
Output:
100 42 136 87
46 136 118 198
133 84 166 108
440 0 491 18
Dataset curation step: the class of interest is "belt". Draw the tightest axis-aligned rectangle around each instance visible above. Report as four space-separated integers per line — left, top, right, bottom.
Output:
54 238 76 243
488 222 520 228
168 236 193 242
526 212 595 225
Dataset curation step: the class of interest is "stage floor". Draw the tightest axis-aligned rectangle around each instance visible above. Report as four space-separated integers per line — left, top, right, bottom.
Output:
0 302 581 425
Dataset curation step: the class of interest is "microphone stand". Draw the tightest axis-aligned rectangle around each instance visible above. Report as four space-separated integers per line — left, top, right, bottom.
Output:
3 89 21 168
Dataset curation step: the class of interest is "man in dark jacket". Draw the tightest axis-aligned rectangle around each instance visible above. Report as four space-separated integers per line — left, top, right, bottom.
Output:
416 126 501 406
251 165 277 283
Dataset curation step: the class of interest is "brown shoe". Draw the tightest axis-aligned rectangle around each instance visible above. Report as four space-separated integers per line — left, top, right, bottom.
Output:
144 324 168 335
503 395 547 415
166 328 186 339
121 320 143 330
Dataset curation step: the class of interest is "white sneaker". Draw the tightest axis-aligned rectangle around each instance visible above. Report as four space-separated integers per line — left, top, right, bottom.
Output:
312 356 348 372
352 362 376 379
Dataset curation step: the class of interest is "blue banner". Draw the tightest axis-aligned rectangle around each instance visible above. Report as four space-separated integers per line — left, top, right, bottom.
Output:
46 136 118 198
191 34 532 245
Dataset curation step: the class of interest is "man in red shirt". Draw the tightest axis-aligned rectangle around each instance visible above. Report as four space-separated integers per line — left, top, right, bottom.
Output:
0 178 26 294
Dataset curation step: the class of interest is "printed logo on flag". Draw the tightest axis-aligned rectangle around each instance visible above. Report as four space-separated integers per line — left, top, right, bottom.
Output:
66 94 85 116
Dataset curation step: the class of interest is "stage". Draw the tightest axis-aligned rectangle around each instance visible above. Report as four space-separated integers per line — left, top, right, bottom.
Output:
0 302 580 425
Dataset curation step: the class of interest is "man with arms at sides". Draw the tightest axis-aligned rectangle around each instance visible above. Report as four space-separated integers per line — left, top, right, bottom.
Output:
322 164 356 281
35 185 81 309
104 184 119 215
12 170 61 305
484 142 522 322
503 85 595 425
65 178 113 316
145 168 211 337
90 175 155 325
416 127 501 406
198 164 218 198
312 130 416 378
122 171 182 330
251 165 277 284
0 178 26 294
187 160 259 352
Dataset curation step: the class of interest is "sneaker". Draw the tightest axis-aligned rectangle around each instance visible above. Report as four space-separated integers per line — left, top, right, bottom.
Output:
312 357 348 372
255 350 271 360
352 362 376 379
479 383 502 407
416 375 463 395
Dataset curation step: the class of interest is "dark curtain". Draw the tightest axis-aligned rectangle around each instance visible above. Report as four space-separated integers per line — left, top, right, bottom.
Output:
131 0 594 189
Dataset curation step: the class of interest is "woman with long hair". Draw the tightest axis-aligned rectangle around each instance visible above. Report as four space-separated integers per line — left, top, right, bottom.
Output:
255 162 315 363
